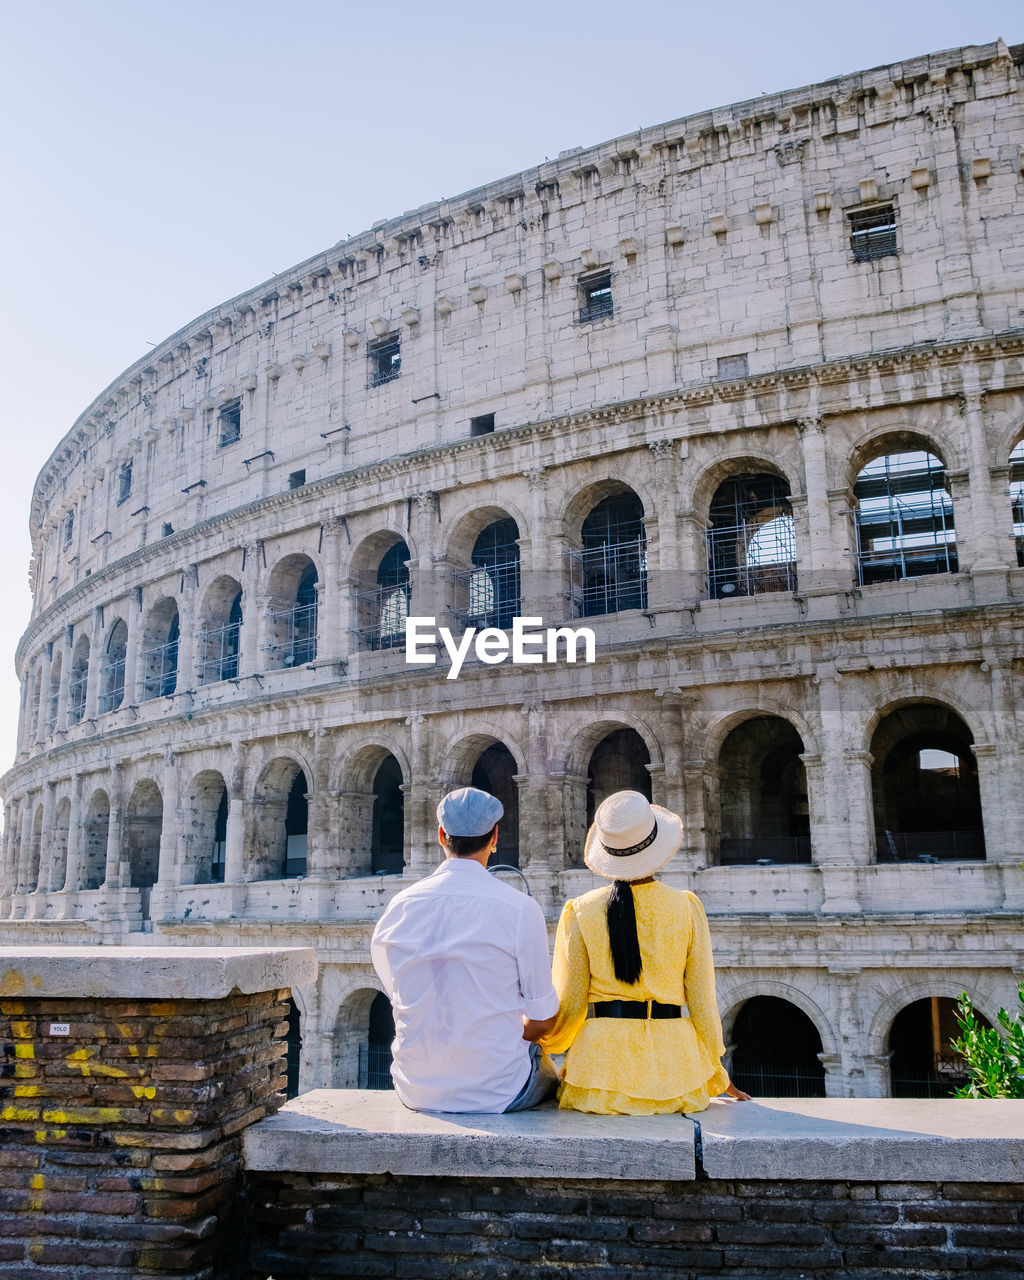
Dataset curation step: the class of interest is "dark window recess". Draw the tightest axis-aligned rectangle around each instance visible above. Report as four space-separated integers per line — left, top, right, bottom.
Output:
470 414 495 436
288 469 306 489
162 522 173 537
578 270 613 323
717 354 749 380
850 205 898 262
368 334 401 387
117 461 133 504
218 398 241 446
62 511 74 549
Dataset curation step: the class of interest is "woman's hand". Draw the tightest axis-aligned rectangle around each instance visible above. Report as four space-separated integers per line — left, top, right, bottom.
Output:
523 1014 557 1043
725 1081 752 1101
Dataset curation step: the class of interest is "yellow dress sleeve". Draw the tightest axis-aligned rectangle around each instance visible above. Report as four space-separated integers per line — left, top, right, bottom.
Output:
683 893 727 1064
538 898 591 1056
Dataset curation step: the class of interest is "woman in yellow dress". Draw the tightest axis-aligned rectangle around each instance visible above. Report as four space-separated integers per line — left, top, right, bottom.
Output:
540 790 751 1115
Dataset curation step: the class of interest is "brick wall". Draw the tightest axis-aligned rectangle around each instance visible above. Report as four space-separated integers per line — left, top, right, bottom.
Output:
245 1172 1024 1279
0 988 289 1279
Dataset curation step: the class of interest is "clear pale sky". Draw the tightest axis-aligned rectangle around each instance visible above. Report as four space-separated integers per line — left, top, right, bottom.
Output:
1 0 1019 787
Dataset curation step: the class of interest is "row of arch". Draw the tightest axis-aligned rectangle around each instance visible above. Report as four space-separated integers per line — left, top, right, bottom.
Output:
329 989 989 1101
4 699 988 903
22 437 1024 746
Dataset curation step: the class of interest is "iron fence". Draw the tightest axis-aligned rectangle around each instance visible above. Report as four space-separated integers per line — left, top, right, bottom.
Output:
358 1041 395 1091
878 830 985 862
452 559 521 629
97 659 126 714
198 622 241 683
719 837 812 865
567 539 647 616
729 1063 826 1097
140 638 179 699
269 601 318 667
355 584 410 650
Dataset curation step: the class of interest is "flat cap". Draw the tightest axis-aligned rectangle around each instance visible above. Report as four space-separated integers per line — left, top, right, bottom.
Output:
437 787 504 837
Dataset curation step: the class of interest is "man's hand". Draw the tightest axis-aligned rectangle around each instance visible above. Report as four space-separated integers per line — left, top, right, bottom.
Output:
522 1014 557 1042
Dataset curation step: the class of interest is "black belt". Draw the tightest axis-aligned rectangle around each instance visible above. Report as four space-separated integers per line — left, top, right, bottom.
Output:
593 1000 682 1020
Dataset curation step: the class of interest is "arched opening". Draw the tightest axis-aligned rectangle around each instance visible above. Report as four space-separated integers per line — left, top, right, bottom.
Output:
730 996 826 1096
456 518 521 629
586 728 652 826
267 556 318 668
870 706 984 861
68 636 89 725
371 755 405 874
50 797 71 892
124 780 162 918
44 652 61 736
573 490 647 616
182 771 228 885
470 742 520 867
1010 437 1024 567
99 619 128 714
705 472 796 598
82 790 109 890
199 576 243 684
854 448 956 584
284 998 302 1099
356 538 410 650
250 761 308 881
140 599 180 699
889 996 990 1097
715 717 810 864
359 992 396 1091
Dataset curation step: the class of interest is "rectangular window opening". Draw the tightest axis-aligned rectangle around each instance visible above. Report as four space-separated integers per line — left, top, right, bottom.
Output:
62 511 75 549
470 413 495 437
218 398 242 446
578 270 613 324
117 461 133 505
288 469 306 489
849 205 898 262
162 522 174 537
368 334 401 387
717 354 749 380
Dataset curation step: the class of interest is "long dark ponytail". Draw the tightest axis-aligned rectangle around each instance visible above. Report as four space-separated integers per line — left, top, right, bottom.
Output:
607 880 642 984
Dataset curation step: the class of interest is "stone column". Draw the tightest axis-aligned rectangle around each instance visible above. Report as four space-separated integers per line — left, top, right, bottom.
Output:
305 789 339 880
648 439 681 603
409 493 440 622
678 511 709 606
156 751 180 887
223 747 247 887
337 790 376 877
406 713 434 878
0 798 17 901
959 391 1017 574
240 541 265 678
62 775 84 899
40 780 58 894
122 588 142 706
554 771 590 870
176 564 199 690
519 704 557 878
102 764 124 890
797 416 845 595
56 626 74 732
35 646 52 743
84 606 103 721
524 469 564 625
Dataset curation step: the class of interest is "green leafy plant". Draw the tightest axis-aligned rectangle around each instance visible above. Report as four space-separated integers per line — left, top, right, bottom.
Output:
952 986 1024 1099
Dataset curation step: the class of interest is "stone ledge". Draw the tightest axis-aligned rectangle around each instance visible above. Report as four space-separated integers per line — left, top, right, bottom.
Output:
242 1089 697 1180
243 1090 1024 1184
695 1097 1024 1182
0 944 317 998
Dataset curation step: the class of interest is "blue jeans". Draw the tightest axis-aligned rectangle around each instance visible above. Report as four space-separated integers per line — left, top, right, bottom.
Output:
504 1043 559 1112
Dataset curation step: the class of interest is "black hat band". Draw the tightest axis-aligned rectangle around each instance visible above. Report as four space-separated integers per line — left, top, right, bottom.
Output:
601 819 658 858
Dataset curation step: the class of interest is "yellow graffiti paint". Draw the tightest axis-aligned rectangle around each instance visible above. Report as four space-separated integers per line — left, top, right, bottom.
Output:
43 1107 126 1124
65 1047 128 1078
1 1105 41 1122
147 1002 177 1016
0 970 25 998
30 1175 44 1191
14 1044 35 1059
131 1085 156 1100
15 1063 37 1078
13 1086 41 1097
11 1024 33 1041
0 1000 25 1014
35 1128 67 1143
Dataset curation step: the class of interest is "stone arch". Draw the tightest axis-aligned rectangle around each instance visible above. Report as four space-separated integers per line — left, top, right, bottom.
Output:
82 788 109 890
50 796 71 892
332 986 390 1089
181 769 228 885
562 476 654 545
690 454 796 523
99 618 128 713
68 634 90 725
848 433 957 585
445 508 523 630
867 979 1001 1063
695 461 798 600
720 979 838 1056
140 596 180 700
249 756 310 881
711 714 810 865
726 993 828 1097
265 552 320 668
124 779 162 918
557 714 663 780
198 575 243 684
443 502 528 566
565 482 648 617
868 701 984 862
887 994 989 1098
437 731 525 869
349 530 413 651
337 740 411 877
846 427 957 489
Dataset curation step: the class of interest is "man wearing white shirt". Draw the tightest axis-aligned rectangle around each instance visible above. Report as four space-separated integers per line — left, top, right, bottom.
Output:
370 787 559 1113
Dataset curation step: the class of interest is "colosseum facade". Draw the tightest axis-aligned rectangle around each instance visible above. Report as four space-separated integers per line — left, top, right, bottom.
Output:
3 39 1024 1100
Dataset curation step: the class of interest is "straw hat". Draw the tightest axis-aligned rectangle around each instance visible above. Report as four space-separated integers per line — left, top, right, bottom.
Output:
584 790 683 881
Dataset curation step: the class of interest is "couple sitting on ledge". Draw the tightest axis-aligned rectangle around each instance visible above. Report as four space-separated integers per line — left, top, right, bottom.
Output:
371 786 751 1115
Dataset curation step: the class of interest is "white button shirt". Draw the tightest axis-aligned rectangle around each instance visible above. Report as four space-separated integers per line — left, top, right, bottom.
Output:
370 857 559 1113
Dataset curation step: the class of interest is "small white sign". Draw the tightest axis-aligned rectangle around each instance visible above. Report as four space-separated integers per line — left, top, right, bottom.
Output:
49 1023 70 1036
